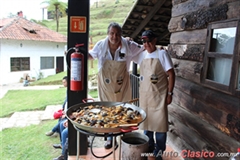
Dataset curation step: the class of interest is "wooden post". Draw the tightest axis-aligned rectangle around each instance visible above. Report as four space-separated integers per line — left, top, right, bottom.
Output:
67 0 89 156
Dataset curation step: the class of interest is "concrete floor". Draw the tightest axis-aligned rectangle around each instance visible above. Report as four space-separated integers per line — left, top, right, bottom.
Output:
68 144 183 160
68 130 183 160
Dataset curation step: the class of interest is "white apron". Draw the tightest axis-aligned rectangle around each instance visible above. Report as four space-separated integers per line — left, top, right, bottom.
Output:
139 57 168 132
98 59 132 102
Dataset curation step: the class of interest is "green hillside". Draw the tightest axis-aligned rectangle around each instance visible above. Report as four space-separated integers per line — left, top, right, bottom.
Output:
42 0 136 44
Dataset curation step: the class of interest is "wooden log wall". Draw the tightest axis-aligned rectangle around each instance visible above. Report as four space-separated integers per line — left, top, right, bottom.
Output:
172 77 240 139
167 0 240 155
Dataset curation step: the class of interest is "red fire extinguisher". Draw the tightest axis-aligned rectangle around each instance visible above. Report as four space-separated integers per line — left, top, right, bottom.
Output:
70 44 84 91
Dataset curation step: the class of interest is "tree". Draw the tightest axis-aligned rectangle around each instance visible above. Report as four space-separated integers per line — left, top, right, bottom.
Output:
41 0 67 32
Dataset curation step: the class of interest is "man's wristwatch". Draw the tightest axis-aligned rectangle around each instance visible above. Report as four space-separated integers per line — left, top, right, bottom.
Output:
168 92 173 96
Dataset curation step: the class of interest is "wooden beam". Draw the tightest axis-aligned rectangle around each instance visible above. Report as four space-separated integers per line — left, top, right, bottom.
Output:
122 29 134 32
125 25 166 32
124 24 138 28
135 4 171 12
149 20 169 26
152 14 171 20
127 18 171 25
126 18 142 22
124 20 168 27
130 0 167 38
145 27 165 31
131 11 170 20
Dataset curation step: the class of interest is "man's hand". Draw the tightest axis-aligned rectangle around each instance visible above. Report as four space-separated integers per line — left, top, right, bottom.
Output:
166 95 172 105
88 53 94 60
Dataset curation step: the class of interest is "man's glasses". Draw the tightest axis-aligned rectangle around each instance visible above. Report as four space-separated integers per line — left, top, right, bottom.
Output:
141 38 153 43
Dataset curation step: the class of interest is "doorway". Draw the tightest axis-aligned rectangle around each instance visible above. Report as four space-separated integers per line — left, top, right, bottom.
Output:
56 56 64 73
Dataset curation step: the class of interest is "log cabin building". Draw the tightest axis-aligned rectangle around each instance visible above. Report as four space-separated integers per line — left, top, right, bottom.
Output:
66 0 239 159
121 0 240 158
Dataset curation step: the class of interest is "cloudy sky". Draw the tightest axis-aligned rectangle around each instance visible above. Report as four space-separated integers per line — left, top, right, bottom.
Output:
0 0 96 20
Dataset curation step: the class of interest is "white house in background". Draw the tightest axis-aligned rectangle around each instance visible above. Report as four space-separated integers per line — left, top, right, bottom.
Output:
0 17 67 85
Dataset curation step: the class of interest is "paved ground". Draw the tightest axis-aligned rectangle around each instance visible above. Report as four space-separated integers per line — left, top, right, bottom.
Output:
0 105 62 131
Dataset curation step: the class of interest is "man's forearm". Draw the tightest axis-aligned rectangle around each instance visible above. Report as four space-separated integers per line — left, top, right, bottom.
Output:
167 68 175 93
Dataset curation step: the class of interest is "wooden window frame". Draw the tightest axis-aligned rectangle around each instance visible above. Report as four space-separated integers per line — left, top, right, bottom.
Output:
201 19 240 97
10 57 30 72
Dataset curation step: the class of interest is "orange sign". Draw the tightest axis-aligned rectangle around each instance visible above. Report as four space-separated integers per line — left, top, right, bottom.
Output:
70 16 87 33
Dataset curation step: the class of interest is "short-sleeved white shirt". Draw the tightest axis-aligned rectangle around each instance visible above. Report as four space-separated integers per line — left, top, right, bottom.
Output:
133 48 174 72
89 39 144 71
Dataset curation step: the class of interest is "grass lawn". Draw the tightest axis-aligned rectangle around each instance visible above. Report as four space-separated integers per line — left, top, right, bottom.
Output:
0 89 66 118
30 71 67 86
0 120 61 160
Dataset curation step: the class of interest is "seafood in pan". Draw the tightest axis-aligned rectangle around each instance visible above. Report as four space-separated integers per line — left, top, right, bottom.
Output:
69 105 142 128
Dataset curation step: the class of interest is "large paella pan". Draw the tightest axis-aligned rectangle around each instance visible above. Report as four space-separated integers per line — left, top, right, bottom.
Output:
66 101 146 133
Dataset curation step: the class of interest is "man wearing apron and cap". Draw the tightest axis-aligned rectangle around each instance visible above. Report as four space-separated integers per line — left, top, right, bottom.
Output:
89 22 144 149
133 30 175 160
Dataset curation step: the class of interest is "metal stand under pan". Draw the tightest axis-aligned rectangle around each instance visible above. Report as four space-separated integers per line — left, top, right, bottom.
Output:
73 125 125 160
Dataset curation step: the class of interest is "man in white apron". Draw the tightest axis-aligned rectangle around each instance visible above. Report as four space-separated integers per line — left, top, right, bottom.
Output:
133 30 175 160
89 22 144 149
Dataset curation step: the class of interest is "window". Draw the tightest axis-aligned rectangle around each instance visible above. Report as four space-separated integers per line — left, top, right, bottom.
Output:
40 57 54 69
202 19 240 96
10 57 30 72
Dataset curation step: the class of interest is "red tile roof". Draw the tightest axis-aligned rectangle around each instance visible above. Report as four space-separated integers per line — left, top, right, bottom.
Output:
0 18 16 27
0 17 67 43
